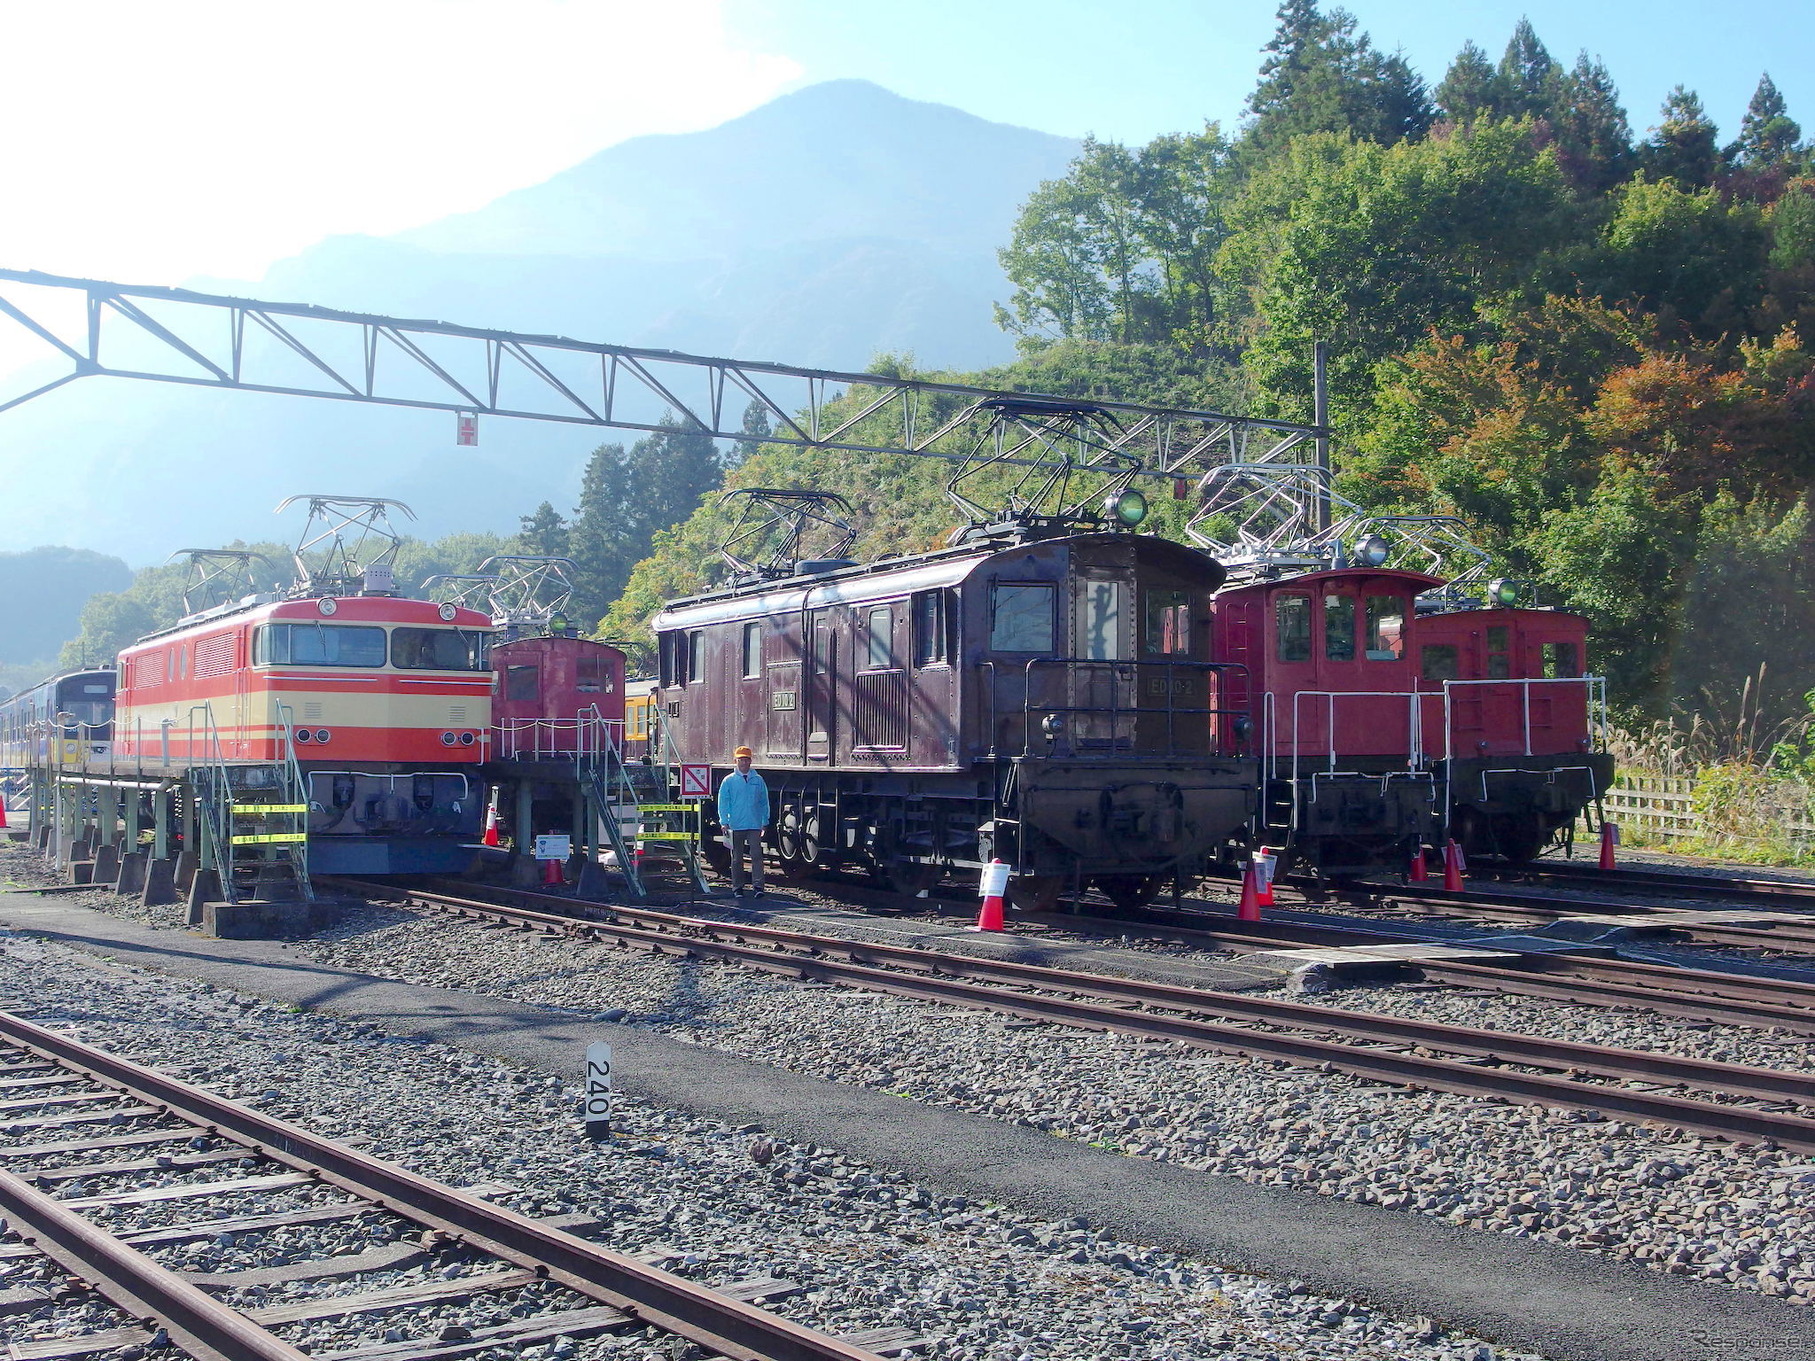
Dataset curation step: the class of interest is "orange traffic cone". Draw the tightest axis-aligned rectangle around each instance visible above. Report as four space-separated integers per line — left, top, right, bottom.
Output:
1442 839 1466 892
1599 821 1619 870
542 857 564 887
0 797 9 831
1252 850 1276 907
1237 861 1262 921
1408 843 1428 882
481 795 500 848
974 859 1009 932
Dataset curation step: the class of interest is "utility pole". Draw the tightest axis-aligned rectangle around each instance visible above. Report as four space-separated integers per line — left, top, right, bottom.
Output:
1312 341 1331 535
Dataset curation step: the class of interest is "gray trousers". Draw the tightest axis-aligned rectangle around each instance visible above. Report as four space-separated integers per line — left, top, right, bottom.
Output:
728 828 764 891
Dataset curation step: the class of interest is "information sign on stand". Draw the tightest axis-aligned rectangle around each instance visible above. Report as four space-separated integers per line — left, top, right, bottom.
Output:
679 764 711 799
584 1041 612 1140
533 834 571 861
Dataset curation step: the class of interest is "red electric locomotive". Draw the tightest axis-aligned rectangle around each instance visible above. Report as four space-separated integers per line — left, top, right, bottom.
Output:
1191 468 1612 874
112 498 495 874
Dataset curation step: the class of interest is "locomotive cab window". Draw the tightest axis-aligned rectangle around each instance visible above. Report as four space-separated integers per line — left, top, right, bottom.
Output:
1077 579 1127 659
1275 594 1311 663
912 589 951 666
990 583 1054 652
1487 623 1512 679
742 623 763 679
577 656 609 694
504 665 539 702
1421 644 1460 682
864 606 895 670
1324 594 1356 662
1542 642 1579 678
1364 596 1405 661
1144 589 1192 656
687 630 704 684
255 623 387 668
392 628 489 671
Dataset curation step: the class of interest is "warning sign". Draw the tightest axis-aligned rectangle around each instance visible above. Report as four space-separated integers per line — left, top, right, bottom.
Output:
679 763 711 798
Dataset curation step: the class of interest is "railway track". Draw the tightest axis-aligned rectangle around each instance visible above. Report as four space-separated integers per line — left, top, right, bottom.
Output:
1499 861 1815 906
0 1007 899 1361
342 879 1815 1155
1019 899 1815 1035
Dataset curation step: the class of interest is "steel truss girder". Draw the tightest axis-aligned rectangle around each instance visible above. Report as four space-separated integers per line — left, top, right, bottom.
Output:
0 269 1324 479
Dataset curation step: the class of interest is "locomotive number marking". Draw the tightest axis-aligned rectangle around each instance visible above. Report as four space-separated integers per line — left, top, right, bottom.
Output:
771 690 797 710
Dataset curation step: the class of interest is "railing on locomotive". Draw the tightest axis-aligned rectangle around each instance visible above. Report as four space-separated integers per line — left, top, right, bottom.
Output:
496 711 628 761
1436 675 1608 762
1273 689 1427 786
982 657 1254 760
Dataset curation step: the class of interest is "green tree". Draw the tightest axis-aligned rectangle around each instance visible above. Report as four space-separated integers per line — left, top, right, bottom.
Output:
1729 72 1803 172
514 501 570 557
1220 120 1577 411
1434 41 1498 124
1551 53 1632 195
1590 178 1767 335
1638 86 1722 188
1243 0 1432 154
1494 18 1561 122
729 400 773 469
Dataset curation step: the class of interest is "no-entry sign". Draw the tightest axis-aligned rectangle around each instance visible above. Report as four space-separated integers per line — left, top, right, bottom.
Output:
679 763 711 798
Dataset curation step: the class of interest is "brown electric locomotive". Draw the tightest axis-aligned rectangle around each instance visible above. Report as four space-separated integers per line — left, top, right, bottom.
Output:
650 529 1257 908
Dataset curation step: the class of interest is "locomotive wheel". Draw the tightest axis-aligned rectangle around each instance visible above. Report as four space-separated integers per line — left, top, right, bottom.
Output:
1008 874 1064 912
1091 873 1166 910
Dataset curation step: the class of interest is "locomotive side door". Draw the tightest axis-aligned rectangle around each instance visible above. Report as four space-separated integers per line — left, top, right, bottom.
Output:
804 608 837 762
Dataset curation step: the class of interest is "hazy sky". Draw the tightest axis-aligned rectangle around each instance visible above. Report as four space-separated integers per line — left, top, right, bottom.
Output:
0 0 1809 287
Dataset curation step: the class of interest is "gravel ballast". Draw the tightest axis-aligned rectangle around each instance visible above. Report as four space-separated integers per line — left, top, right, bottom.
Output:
0 919 1538 1361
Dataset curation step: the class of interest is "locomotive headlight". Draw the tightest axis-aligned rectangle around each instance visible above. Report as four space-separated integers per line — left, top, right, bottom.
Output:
317 598 338 616
1353 533 1390 568
1489 577 1520 607
438 602 458 621
1103 488 1148 528
549 613 570 635
1041 713 1066 741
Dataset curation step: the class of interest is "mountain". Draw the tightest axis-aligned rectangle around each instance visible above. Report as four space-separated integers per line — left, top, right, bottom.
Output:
0 82 1077 564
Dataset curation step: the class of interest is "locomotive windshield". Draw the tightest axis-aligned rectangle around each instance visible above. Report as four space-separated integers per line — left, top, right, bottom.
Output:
392 628 490 671
255 623 387 667
990 583 1054 652
55 676 114 738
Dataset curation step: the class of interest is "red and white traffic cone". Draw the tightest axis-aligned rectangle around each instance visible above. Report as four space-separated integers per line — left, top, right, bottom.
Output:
1442 839 1466 892
1252 849 1276 907
542 858 564 887
974 859 1009 932
481 792 501 848
0 797 9 831
1599 820 1619 871
1237 860 1263 921
1408 843 1428 882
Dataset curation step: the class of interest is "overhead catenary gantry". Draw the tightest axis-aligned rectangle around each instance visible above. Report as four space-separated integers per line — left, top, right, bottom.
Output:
0 268 1325 482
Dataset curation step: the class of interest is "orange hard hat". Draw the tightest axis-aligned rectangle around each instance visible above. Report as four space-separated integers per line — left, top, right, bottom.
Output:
733 746 754 758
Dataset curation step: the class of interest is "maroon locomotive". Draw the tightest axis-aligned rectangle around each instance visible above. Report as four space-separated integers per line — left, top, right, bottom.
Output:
1215 568 1609 873
651 530 1258 907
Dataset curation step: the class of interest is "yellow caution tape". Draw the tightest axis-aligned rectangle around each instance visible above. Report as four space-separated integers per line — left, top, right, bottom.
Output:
637 803 693 813
230 804 309 815
230 832 309 845
636 830 698 842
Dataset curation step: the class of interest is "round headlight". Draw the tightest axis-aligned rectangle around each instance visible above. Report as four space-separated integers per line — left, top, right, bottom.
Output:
1489 578 1520 607
549 613 570 635
438 601 458 622
1353 533 1390 568
440 731 457 746
458 731 476 746
1104 488 1148 528
294 729 312 743
314 729 331 744
317 598 338 616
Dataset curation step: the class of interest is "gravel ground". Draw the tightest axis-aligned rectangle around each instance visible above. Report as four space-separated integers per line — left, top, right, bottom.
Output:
235 893 1815 1310
0 923 1537 1361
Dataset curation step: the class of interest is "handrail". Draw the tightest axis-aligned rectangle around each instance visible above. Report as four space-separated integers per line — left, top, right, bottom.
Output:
981 657 1250 760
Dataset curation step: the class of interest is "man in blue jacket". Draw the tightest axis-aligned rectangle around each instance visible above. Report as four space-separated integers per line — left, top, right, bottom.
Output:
717 745 770 897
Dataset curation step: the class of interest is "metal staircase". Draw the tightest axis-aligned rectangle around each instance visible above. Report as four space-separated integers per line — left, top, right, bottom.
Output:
189 703 312 904
574 704 708 899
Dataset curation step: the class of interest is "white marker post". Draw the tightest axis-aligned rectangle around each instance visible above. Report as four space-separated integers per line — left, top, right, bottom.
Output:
584 1041 613 1141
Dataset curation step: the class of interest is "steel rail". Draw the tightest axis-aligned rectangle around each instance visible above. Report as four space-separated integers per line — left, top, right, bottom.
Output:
361 881 1815 1152
0 1166 310 1361
0 1010 886 1361
1036 899 1815 1033
1503 862 1815 905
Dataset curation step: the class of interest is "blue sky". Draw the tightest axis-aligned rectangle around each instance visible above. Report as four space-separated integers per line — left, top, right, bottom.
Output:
0 0 1806 293
728 0 1810 148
